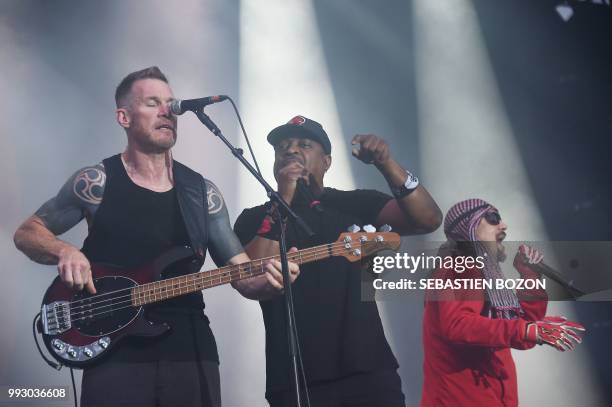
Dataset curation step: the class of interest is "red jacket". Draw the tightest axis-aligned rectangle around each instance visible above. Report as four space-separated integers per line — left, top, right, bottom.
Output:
421 262 547 407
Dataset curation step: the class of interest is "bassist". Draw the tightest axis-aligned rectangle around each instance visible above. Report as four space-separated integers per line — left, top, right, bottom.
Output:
13 66 299 407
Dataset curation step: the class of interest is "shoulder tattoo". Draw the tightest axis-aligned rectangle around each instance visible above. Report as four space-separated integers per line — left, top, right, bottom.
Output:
206 180 225 214
73 166 106 205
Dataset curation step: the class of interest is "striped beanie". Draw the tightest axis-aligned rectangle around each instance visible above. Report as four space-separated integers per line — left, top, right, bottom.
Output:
443 198 522 320
444 198 494 242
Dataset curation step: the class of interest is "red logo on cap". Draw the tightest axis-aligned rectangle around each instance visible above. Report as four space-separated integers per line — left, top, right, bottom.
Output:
287 115 306 126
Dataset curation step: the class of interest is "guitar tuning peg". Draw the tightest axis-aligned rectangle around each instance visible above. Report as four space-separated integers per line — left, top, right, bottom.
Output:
347 224 361 232
363 224 376 233
379 224 392 232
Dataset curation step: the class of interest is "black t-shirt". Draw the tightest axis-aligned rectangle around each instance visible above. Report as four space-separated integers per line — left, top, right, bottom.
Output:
81 154 218 363
234 187 399 395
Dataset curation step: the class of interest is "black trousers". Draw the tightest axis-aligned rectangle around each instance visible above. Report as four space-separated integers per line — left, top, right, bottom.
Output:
267 369 405 407
81 359 221 407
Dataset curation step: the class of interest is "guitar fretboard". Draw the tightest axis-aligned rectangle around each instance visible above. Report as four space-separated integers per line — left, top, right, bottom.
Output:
130 242 340 307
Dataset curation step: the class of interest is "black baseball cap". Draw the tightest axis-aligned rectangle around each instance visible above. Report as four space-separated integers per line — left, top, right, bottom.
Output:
267 115 332 154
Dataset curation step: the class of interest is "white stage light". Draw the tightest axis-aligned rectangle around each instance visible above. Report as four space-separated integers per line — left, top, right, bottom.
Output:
556 3 574 22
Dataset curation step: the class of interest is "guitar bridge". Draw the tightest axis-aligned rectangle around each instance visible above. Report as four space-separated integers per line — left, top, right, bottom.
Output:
42 301 71 335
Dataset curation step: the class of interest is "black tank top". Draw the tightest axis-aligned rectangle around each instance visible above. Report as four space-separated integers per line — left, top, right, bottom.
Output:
83 154 189 265
82 154 217 362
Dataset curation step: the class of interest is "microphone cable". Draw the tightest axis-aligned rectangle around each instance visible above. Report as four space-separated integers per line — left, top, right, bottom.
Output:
226 97 263 177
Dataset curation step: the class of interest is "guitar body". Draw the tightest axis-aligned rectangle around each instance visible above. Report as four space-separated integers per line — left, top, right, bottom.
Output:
40 246 196 369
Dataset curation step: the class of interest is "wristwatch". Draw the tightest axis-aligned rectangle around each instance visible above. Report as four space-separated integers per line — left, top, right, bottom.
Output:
391 171 419 199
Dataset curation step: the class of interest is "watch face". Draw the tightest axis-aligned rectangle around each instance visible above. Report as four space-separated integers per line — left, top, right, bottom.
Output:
405 173 418 188
393 172 419 198
391 173 418 199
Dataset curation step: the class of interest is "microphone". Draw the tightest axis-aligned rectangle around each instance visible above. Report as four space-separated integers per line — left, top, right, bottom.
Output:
531 261 585 298
170 95 228 115
296 178 323 214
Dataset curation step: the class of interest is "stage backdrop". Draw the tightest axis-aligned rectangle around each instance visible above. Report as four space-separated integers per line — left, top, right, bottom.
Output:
1 0 610 405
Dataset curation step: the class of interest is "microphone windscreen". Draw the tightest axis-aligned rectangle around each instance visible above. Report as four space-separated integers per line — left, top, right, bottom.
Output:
169 100 184 115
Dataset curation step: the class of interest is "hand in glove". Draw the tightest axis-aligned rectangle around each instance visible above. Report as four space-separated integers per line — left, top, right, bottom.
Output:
525 316 585 351
517 244 544 264
513 244 544 279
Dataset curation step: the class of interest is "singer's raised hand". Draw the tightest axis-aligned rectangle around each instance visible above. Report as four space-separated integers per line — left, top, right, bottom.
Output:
351 134 391 167
518 244 544 264
513 244 543 270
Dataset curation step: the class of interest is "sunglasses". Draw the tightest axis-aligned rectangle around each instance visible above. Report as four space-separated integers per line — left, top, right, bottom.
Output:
483 211 502 226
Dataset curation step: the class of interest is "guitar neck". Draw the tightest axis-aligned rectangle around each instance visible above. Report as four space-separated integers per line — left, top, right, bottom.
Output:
131 241 342 307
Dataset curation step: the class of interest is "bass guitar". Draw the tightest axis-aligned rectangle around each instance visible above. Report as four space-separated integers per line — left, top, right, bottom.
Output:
39 231 399 368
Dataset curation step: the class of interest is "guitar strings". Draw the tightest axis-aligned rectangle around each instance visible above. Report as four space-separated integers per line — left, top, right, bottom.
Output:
62 241 376 324
65 241 346 311
66 240 352 311
67 245 363 324
66 242 353 318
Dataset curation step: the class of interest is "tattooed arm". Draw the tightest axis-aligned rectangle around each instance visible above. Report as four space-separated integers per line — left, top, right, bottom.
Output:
205 178 245 267
13 164 106 293
204 179 299 300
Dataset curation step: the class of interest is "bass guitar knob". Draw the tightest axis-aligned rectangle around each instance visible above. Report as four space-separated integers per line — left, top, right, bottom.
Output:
52 339 65 351
98 337 110 349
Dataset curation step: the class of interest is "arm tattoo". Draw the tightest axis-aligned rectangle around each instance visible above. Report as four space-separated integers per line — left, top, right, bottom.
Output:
35 163 106 235
205 178 244 266
73 167 105 204
206 179 225 214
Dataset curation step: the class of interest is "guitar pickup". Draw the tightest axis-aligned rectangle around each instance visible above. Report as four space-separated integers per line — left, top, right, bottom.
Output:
42 301 72 335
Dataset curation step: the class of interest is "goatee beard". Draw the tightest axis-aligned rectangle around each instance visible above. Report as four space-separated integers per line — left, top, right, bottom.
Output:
497 244 507 263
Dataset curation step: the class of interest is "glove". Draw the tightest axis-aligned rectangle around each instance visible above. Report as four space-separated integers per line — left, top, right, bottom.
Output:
517 244 544 264
525 316 586 351
513 244 544 279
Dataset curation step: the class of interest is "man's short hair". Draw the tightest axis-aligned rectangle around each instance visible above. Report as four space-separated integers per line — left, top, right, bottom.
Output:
115 66 168 107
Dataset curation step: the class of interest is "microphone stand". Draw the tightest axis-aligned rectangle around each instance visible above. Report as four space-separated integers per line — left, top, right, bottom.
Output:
193 108 312 407
534 263 586 299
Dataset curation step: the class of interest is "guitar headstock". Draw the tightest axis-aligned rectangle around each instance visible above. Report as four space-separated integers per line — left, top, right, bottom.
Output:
334 232 401 262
